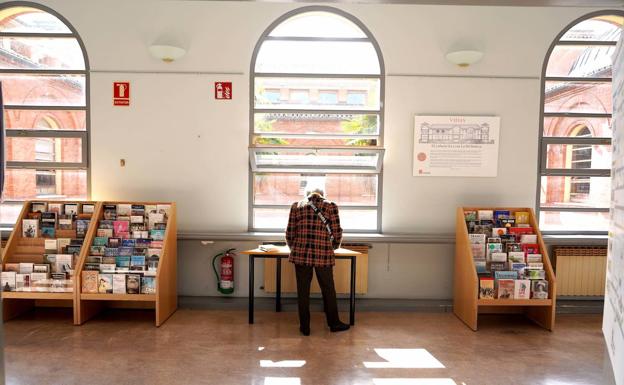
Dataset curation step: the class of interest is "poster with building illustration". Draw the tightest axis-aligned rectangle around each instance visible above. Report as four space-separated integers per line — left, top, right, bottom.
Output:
604 28 624 385
413 115 500 177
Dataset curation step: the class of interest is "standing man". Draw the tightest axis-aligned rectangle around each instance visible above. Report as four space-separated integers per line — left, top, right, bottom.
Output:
286 187 350 336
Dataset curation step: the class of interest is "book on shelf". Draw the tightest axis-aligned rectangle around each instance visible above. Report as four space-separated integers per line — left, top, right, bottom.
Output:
479 277 495 299
4 263 19 272
82 271 98 293
82 204 95 214
64 203 79 216
468 233 486 244
508 251 525 263
33 264 50 273
98 274 113 293
141 276 156 294
57 238 71 253
100 264 117 273
126 274 141 294
1 272 16 292
31 202 47 213
515 211 530 225
497 279 515 299
150 230 165 240
22 219 38 238
514 279 531 299
531 280 549 299
520 234 537 244
44 239 58 254
526 254 543 263
526 269 546 280
18 263 34 274
521 244 540 255
113 274 127 294
494 270 518 280
490 252 507 263
76 219 90 238
41 227 55 238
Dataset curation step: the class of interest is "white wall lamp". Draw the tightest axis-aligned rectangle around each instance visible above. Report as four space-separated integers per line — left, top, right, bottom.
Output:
445 50 484 67
148 44 186 63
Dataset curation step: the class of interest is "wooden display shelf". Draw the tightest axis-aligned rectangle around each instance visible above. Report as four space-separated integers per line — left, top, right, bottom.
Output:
2 292 73 300
80 294 156 302
477 299 552 306
1 200 99 323
453 207 557 331
75 201 177 327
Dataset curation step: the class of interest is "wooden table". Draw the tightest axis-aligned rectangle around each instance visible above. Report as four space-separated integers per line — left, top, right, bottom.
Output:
241 247 361 325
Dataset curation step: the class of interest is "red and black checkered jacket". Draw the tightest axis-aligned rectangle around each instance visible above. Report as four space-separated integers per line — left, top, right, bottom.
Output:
286 195 343 267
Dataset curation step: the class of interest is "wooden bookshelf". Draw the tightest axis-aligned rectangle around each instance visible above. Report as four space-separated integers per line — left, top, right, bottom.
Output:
453 207 557 331
74 201 177 327
1 200 99 323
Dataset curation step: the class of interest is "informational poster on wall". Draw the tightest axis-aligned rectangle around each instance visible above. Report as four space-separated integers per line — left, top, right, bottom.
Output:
604 31 624 385
413 115 500 177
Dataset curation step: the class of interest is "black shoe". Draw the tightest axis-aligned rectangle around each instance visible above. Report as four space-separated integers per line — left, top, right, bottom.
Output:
300 326 310 336
329 322 350 333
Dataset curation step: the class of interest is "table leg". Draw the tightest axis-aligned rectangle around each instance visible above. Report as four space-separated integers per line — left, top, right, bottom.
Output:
350 256 356 326
249 254 255 324
276 256 282 312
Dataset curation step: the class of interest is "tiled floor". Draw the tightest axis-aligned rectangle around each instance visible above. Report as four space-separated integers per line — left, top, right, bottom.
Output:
2 309 615 385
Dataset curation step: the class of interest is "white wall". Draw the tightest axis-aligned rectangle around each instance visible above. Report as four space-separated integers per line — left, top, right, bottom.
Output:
31 0 616 298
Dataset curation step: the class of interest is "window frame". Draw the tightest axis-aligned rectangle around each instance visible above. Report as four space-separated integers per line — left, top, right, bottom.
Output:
249 6 385 233
537 10 624 235
0 1 90 225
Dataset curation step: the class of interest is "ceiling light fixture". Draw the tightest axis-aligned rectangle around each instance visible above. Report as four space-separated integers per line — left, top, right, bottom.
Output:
445 50 484 67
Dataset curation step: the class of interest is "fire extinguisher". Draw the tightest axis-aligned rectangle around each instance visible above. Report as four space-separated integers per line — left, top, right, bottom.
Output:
212 248 235 294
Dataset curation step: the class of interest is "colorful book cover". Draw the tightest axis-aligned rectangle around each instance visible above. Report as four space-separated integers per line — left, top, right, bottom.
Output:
499 218 516 228
491 227 507 237
489 262 507 272
521 244 540 255
97 228 113 238
113 274 127 294
494 270 519 280
98 274 113 293
22 219 38 238
44 239 58 254
82 271 98 293
527 269 546 280
493 210 511 220
477 210 494 221
121 239 137 247
515 211 530 225
520 234 538 244
31 202 47 213
118 247 133 256
127 274 141 294
82 204 95 214
471 243 485 259
131 204 145 216
531 280 549 299
104 248 119 257
116 256 131 268
511 263 527 277
57 238 71 253
47 203 63 214
469 233 486 244
526 254 543 263
1 272 16 291
149 240 163 249
475 260 487 274
64 203 79 216
514 279 531 299
103 205 117 220
130 255 146 267
486 243 503 260
86 255 103 264
93 237 109 246
156 204 171 218
141 276 156 294
76 219 90 238
108 237 121 248
58 216 73 230
41 226 55 239
497 279 515 299
100 264 116 273
41 212 57 227
89 246 106 256
113 221 130 236
506 243 522 252
479 278 495 299
99 220 114 229
508 251 525 263
508 227 533 235
136 238 151 248
491 252 507 263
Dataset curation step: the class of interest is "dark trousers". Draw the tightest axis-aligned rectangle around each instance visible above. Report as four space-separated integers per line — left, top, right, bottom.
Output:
294 264 340 328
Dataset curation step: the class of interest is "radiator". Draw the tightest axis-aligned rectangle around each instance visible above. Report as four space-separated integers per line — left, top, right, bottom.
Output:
554 246 607 296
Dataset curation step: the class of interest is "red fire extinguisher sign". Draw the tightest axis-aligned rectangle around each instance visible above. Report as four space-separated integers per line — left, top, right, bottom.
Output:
113 82 130 106
215 82 232 100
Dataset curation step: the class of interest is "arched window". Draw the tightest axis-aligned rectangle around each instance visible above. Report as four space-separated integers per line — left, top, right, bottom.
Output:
0 3 89 225
249 7 385 232
538 12 623 233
